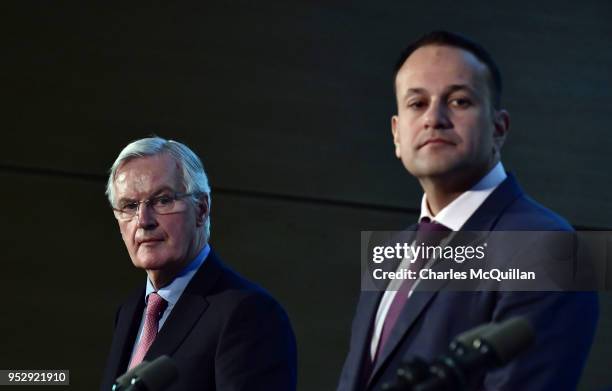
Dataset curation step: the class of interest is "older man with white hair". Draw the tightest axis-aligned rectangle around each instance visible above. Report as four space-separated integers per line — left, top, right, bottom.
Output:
100 137 297 391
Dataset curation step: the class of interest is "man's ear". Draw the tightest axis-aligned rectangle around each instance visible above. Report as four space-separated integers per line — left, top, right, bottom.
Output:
195 195 209 227
391 115 401 158
492 109 510 153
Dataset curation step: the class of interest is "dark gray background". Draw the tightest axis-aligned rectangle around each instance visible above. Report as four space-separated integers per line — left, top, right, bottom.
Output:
1 1 611 390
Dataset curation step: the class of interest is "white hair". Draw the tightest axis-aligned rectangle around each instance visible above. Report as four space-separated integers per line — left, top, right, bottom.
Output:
105 136 211 239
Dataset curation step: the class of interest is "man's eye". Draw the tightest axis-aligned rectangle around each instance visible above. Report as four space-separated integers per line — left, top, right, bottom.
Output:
450 98 471 108
155 196 174 206
408 101 426 110
123 202 138 211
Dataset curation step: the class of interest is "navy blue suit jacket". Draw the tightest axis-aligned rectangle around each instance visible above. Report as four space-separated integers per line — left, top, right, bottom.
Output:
100 249 297 391
337 175 598 391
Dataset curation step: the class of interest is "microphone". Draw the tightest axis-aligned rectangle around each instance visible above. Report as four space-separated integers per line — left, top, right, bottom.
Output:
382 317 535 391
473 317 534 364
112 356 178 391
112 361 149 391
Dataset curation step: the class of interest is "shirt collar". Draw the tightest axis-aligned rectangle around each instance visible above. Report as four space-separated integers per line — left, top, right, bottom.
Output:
145 243 211 306
419 162 507 231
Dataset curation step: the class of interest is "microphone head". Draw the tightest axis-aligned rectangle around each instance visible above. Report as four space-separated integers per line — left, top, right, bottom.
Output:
479 317 535 364
137 355 178 391
113 361 149 390
454 323 491 348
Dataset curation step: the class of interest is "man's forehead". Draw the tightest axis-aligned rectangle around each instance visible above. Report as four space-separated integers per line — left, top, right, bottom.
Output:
114 154 182 195
395 44 490 91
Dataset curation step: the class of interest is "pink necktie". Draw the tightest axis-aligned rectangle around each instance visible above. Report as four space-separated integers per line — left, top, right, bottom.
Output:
129 292 167 369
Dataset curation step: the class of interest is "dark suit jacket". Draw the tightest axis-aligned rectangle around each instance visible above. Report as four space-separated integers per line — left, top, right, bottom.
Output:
100 249 297 391
337 175 598 391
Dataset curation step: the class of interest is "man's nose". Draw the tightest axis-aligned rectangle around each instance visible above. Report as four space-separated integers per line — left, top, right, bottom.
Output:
136 202 158 229
423 100 452 130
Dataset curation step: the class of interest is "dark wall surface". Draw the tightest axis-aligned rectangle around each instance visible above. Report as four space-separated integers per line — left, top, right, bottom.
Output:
1 1 611 390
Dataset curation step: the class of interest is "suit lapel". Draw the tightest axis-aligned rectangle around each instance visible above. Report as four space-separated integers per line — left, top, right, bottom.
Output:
107 288 145 380
144 249 223 360
369 287 434 385
368 174 525 385
356 291 383 354
460 173 523 232
345 290 382 391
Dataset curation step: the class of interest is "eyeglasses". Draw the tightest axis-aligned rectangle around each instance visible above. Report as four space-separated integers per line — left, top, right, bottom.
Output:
112 192 194 221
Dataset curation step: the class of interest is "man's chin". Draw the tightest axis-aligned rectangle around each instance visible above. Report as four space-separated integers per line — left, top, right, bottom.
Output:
407 163 458 179
131 255 168 271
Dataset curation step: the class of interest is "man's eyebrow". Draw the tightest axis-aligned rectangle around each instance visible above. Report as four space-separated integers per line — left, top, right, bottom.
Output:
150 186 176 196
402 85 478 102
116 196 135 206
445 84 477 95
402 87 427 101
116 186 176 204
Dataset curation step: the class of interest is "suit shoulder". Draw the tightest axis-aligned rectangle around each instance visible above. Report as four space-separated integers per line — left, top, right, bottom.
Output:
206 255 290 318
210 263 295 344
497 193 573 231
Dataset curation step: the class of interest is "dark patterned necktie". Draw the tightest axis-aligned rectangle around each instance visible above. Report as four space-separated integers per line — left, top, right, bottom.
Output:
374 218 451 361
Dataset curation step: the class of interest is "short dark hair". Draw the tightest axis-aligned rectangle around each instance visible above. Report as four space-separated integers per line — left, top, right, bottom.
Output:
393 30 503 108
